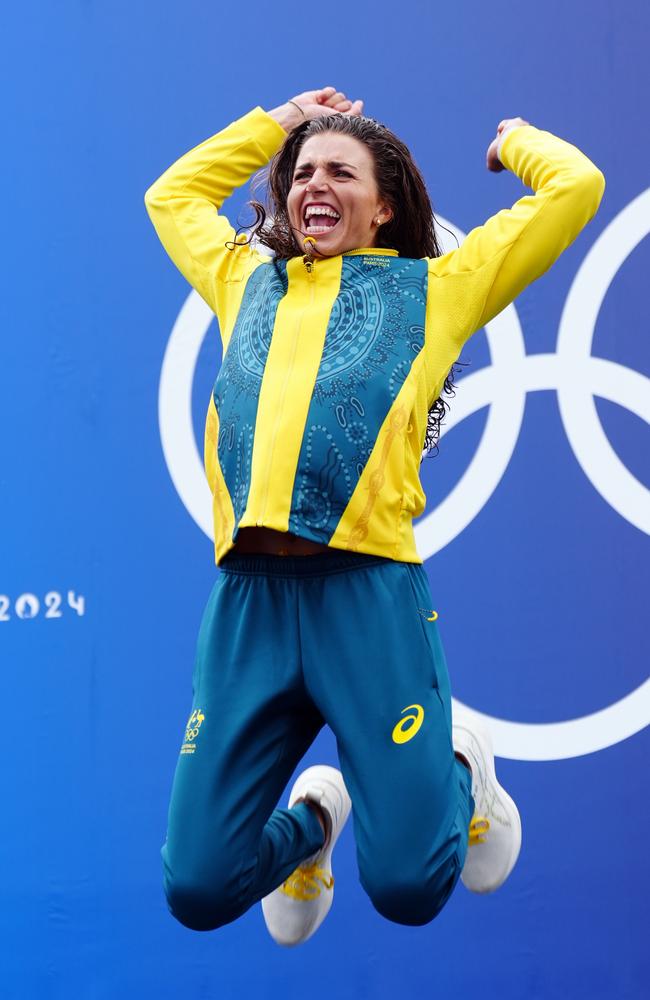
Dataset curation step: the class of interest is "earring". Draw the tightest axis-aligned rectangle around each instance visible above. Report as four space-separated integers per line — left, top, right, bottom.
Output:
375 217 382 225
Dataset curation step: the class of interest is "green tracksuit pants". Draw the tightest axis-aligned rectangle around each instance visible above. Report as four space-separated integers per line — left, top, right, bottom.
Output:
162 550 473 929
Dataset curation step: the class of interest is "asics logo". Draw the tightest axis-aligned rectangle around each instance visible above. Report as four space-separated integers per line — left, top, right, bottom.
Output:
281 865 334 900
392 704 425 744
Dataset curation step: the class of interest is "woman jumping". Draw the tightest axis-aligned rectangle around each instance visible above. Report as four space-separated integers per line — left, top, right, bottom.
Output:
145 86 604 943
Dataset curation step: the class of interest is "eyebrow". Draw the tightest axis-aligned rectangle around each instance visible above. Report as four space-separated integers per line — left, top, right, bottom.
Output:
294 160 357 173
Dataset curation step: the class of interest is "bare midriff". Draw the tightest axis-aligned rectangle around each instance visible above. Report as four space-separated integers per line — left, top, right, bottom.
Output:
231 526 332 557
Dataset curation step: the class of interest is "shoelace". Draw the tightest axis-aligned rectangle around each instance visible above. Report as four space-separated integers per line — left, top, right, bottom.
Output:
469 815 490 845
280 864 334 900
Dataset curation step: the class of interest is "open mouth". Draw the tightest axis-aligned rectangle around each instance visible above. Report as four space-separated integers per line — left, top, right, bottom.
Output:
303 204 341 236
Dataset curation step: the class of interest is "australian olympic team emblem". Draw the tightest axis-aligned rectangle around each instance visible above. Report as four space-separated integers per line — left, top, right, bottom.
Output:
181 709 205 755
159 195 650 762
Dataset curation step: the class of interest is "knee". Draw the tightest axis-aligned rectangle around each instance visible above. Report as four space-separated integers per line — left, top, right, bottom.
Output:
163 866 243 932
361 855 462 926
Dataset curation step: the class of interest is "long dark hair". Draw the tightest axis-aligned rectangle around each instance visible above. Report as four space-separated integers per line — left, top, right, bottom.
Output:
241 113 462 454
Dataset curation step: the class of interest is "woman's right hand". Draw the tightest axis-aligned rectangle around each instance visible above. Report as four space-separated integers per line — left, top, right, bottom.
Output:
486 117 530 172
269 87 364 132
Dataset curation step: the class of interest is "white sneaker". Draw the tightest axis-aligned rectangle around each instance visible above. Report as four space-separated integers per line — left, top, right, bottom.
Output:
261 765 351 946
452 714 522 893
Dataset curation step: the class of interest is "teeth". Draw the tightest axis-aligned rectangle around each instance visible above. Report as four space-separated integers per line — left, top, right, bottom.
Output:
304 205 341 220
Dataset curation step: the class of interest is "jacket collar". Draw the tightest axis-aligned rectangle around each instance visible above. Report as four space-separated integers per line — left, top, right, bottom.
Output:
342 248 399 257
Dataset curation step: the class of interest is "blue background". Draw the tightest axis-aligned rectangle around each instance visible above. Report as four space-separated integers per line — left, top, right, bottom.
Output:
2 0 649 996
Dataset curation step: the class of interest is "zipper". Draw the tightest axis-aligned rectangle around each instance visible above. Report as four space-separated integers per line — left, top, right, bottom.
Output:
256 257 315 525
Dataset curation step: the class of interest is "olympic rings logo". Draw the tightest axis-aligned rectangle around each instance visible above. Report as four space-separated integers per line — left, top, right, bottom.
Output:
158 192 650 762
184 709 205 743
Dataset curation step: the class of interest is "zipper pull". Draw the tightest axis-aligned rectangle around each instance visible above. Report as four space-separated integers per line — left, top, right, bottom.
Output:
302 236 316 273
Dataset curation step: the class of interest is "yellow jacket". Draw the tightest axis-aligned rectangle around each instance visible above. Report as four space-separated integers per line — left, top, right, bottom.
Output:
145 108 605 565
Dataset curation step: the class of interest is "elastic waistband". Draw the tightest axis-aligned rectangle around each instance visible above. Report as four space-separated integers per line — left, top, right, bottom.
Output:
219 550 393 579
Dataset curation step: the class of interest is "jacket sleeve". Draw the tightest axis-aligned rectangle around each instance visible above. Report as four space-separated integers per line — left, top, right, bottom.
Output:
144 107 287 345
427 125 606 345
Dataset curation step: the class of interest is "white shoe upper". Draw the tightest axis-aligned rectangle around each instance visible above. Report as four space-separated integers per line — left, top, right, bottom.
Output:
452 714 522 894
261 765 351 946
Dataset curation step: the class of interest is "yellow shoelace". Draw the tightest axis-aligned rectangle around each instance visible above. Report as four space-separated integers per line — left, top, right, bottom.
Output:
280 864 334 900
469 815 490 845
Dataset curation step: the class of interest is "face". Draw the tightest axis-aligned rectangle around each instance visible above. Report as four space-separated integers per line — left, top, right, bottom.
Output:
286 132 392 258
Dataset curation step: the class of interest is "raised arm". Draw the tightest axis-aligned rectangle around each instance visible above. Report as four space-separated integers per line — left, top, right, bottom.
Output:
144 88 363 345
427 120 606 345
144 108 287 337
